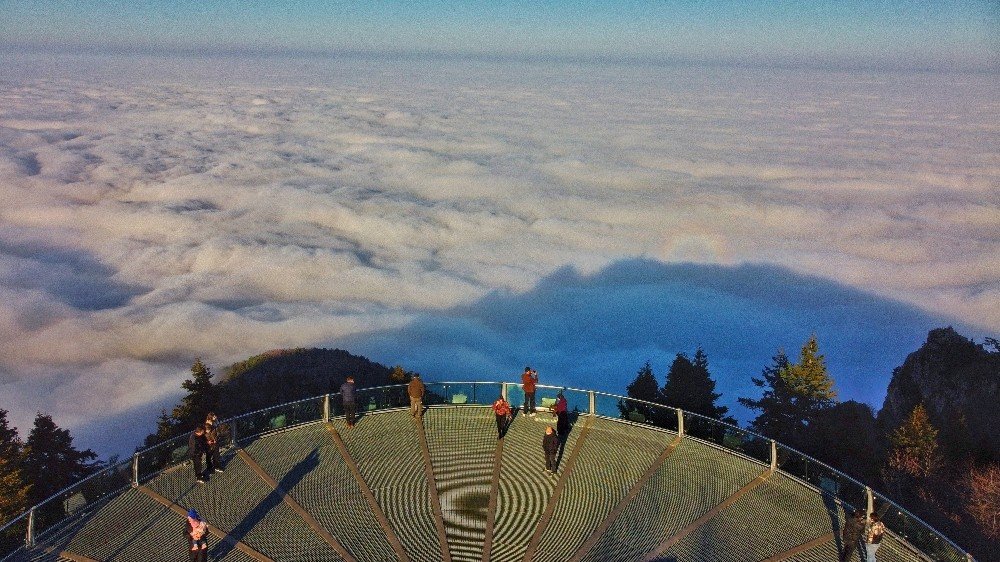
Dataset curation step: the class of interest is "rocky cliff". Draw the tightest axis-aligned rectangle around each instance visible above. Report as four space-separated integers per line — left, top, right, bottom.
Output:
878 327 1000 462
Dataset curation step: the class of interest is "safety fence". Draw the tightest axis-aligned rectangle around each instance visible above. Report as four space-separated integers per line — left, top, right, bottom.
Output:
0 381 974 561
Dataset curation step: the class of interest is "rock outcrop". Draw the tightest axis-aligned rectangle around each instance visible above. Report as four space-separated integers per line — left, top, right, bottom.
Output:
878 327 1000 462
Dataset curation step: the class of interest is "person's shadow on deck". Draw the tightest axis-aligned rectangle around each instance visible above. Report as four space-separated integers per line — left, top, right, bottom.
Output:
820 478 843 555
554 411 580 471
101 505 180 561
208 448 320 560
499 409 518 439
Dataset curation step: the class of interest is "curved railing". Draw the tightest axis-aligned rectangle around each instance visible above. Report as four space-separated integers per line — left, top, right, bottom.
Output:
0 381 975 562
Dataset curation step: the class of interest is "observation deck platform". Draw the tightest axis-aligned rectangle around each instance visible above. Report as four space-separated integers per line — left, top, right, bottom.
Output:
4 401 951 562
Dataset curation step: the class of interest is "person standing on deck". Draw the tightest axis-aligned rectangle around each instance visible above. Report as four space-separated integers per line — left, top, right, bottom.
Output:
542 426 559 473
840 509 865 562
492 395 513 438
188 425 209 484
184 508 209 562
340 376 357 427
408 374 425 419
521 366 538 416
554 391 569 438
203 414 224 475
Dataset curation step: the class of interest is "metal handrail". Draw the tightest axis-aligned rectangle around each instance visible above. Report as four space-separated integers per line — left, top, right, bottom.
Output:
0 380 975 561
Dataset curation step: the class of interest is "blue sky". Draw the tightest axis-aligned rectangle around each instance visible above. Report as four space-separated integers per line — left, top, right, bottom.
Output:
1 0 996 69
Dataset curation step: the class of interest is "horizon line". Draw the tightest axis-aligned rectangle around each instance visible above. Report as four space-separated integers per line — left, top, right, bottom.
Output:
3 44 997 75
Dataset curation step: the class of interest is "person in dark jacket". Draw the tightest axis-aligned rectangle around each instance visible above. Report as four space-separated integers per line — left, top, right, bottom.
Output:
840 509 866 562
188 425 209 484
554 392 569 438
542 426 559 473
340 376 357 427
204 413 224 475
184 508 208 562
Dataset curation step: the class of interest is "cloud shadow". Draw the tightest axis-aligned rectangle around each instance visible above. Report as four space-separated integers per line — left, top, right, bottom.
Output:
336 258 986 421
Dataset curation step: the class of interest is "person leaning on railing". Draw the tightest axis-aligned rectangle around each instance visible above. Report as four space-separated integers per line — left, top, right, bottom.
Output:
865 511 886 561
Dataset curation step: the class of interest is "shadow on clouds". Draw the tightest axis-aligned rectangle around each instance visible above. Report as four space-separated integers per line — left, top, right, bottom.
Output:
0 239 148 312
338 258 977 421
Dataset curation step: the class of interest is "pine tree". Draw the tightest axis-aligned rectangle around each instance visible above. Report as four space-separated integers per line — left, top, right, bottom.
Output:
0 408 21 460
0 410 30 550
626 361 662 403
805 401 880 482
621 361 668 426
783 335 836 415
740 335 836 447
661 347 733 423
389 365 409 383
739 350 792 438
171 358 219 431
142 409 182 449
21 413 99 525
887 403 941 480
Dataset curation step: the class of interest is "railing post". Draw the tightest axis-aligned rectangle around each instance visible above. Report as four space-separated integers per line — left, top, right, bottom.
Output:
677 409 684 437
770 440 778 471
588 391 595 415
865 486 874 517
230 422 238 448
323 394 330 423
26 507 35 547
501 382 508 403
132 452 140 487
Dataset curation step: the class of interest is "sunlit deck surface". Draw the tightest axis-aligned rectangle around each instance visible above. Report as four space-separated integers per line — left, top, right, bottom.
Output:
7 407 929 562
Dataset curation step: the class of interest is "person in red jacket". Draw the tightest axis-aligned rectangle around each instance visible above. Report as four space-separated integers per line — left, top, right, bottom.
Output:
492 395 512 439
521 366 538 416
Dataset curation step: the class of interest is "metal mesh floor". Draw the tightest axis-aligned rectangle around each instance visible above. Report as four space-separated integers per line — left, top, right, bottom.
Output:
8 407 934 562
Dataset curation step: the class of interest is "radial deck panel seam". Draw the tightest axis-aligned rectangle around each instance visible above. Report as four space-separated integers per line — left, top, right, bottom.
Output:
325 423 411 562
759 532 835 562
136 485 273 562
236 448 356 562
39 549 99 562
568 433 682 562
480 433 505 562
641 468 775 562
521 415 594 562
414 418 454 562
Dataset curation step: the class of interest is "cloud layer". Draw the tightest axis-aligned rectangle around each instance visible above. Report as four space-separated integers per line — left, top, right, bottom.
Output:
0 53 996 455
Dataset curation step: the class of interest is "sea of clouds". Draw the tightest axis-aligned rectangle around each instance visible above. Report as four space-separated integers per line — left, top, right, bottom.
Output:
0 53 997 456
